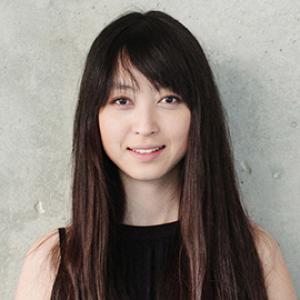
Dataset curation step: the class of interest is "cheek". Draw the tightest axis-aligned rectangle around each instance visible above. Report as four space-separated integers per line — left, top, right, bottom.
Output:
99 114 115 145
98 113 127 151
172 111 191 143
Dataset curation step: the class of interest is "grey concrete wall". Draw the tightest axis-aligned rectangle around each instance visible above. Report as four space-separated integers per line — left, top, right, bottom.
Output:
1 0 299 298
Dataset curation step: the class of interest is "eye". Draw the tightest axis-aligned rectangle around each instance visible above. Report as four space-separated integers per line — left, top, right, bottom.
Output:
161 95 181 105
110 97 130 106
110 95 182 107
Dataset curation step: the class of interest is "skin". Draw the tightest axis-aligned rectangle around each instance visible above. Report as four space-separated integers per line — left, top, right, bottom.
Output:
14 223 298 299
15 62 298 300
98 62 191 226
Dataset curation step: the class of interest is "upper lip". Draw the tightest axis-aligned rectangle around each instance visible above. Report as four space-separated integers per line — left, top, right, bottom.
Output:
128 145 165 150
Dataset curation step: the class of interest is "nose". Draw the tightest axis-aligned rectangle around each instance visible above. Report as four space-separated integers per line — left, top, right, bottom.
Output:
133 105 159 136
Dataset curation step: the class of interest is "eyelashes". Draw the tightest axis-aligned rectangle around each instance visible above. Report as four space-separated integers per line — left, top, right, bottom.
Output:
110 95 182 106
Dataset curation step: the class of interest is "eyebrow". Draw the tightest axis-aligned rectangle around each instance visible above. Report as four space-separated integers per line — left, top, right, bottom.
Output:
112 82 140 91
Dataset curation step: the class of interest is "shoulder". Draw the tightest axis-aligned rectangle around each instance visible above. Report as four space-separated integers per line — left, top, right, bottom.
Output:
250 222 279 276
250 222 298 300
15 228 61 300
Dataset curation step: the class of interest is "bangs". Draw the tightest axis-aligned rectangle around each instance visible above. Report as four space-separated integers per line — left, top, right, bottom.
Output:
104 18 194 108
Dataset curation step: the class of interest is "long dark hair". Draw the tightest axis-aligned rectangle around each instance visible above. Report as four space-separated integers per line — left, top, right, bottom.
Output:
47 9 268 299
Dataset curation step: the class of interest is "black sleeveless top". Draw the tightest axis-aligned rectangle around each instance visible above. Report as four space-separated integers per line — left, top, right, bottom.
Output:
52 220 181 300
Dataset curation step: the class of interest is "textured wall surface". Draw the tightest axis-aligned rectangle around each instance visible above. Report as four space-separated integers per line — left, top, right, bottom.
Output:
1 0 299 298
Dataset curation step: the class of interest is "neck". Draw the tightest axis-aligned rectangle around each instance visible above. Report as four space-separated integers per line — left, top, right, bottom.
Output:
120 168 181 226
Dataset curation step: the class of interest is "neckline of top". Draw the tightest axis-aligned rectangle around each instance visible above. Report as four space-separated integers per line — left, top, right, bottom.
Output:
116 220 180 239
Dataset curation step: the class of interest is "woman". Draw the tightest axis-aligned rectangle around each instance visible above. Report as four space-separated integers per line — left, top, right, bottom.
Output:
15 10 297 300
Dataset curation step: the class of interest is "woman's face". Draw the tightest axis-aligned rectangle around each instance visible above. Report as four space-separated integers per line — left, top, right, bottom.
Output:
98 63 191 183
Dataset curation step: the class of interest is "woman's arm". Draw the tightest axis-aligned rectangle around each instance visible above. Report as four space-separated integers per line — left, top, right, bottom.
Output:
253 223 298 300
14 229 59 300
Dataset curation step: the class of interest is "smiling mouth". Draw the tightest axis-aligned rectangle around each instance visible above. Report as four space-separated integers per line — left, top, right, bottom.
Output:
127 145 165 151
127 145 166 160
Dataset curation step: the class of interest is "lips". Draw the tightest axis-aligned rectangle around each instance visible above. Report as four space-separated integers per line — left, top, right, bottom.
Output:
127 144 165 161
128 145 165 151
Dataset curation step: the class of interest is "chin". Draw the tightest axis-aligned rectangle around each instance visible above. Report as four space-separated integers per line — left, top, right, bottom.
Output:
121 168 168 181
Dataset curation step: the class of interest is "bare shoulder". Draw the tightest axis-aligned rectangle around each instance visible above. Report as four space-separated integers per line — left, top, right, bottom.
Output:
250 222 279 276
250 222 298 300
15 228 60 300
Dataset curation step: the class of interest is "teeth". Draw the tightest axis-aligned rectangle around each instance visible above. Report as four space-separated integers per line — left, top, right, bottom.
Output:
132 147 161 153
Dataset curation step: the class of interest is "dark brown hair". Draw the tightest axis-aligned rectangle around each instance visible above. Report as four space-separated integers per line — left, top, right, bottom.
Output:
47 9 268 299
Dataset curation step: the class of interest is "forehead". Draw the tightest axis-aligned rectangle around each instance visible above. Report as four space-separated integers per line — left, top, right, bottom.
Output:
111 67 161 94
109 52 171 95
